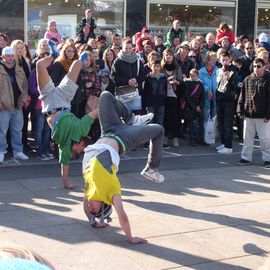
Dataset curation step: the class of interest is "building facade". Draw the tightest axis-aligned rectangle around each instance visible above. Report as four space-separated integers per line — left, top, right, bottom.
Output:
0 0 269 47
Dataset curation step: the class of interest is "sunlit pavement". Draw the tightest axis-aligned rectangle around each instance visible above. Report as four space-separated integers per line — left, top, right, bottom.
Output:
1 139 270 269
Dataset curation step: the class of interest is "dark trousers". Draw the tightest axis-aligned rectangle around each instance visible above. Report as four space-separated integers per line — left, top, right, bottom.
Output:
187 116 204 144
217 101 234 148
164 97 180 138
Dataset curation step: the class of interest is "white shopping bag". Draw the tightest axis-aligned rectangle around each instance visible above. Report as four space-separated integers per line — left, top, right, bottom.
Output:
204 116 216 144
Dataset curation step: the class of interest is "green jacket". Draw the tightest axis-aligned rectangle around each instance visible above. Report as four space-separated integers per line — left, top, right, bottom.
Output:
165 27 185 47
52 111 94 165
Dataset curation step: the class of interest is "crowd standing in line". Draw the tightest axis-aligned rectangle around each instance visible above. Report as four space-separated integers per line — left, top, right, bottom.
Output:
0 12 270 175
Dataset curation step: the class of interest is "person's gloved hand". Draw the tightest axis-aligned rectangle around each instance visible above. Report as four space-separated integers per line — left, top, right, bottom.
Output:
48 40 60 59
79 51 88 63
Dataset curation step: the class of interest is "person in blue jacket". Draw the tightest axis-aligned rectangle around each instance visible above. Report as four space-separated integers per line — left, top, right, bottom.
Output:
198 51 218 124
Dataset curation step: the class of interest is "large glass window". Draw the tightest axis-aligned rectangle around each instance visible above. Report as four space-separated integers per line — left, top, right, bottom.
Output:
0 0 24 41
149 2 236 40
27 0 125 49
257 6 270 36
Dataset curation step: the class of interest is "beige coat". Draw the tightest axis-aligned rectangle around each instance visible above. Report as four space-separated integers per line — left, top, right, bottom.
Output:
0 62 28 111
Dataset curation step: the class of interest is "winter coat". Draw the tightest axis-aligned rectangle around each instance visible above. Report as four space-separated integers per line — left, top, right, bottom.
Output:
216 29 235 45
257 42 270 53
165 28 185 47
51 62 67 86
216 65 237 103
175 54 194 77
237 72 270 120
142 73 167 107
0 62 28 111
135 37 155 53
111 57 146 94
79 17 97 34
198 65 218 115
240 55 255 78
183 80 205 120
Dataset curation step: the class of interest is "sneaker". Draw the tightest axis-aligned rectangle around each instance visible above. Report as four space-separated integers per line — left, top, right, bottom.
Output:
141 167 165 183
163 144 170 149
264 161 270 169
216 144 225 151
172 137 179 148
37 154 50 161
217 147 233 154
237 159 251 165
0 152 4 163
46 153 55 160
13 152 29 160
131 113 154 126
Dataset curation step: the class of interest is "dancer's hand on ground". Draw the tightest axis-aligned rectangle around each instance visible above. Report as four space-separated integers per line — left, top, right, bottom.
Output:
94 222 110 228
128 236 148 244
64 184 78 189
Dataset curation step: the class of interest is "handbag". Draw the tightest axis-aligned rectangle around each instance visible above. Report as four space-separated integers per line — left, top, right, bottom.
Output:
115 59 141 103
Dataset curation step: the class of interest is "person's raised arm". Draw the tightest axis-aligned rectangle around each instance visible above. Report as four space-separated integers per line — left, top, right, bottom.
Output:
112 194 147 244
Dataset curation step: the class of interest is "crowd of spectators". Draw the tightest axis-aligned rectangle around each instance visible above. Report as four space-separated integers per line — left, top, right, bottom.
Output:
0 10 269 168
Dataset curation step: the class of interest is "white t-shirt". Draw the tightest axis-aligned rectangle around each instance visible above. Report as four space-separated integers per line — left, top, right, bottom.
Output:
83 143 120 172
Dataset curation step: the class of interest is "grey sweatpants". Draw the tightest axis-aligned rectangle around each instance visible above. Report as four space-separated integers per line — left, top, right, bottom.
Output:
99 91 164 169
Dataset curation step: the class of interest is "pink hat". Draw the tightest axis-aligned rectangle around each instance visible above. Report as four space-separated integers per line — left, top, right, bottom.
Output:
47 20 56 27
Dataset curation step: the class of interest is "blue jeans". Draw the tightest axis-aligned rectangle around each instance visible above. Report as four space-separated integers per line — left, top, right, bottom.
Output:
146 106 165 126
99 92 164 169
0 109 24 153
35 109 51 155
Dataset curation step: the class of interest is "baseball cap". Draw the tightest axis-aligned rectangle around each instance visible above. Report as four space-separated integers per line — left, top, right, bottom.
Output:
2 46 14 56
90 203 112 227
180 41 190 49
99 69 110 77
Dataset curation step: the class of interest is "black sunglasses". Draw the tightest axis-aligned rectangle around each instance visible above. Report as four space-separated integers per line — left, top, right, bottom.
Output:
253 65 262 69
189 56 196 58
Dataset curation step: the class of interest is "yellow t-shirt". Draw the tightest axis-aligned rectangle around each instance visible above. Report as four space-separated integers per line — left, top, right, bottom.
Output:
83 156 121 205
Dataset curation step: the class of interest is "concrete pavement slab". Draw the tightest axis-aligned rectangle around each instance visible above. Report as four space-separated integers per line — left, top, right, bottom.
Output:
178 253 269 270
184 222 270 259
5 223 144 270
116 233 224 270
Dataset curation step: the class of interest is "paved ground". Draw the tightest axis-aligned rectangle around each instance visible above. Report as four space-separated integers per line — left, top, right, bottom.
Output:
0 138 270 270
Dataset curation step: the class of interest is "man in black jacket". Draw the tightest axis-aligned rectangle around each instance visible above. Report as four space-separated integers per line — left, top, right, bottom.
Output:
237 58 270 168
216 51 237 154
240 41 255 78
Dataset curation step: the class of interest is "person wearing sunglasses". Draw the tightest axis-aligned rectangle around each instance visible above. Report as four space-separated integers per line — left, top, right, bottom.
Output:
240 41 255 77
237 58 270 168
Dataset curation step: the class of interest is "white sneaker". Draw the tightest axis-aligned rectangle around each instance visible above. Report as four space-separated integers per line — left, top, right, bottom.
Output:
141 167 165 183
217 147 233 154
0 152 4 163
13 152 29 160
216 144 225 151
172 137 179 147
131 113 154 126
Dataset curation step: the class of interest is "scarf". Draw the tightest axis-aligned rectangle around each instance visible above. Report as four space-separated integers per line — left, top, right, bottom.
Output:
117 50 138 64
164 62 175 71
82 65 94 73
